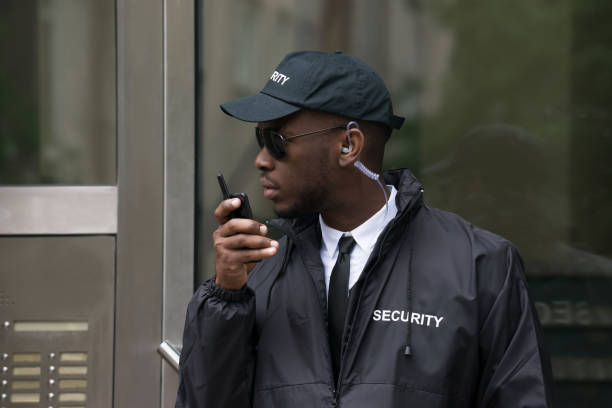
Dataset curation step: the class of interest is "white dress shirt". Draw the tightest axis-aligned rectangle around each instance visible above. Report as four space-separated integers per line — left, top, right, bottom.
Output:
319 186 398 297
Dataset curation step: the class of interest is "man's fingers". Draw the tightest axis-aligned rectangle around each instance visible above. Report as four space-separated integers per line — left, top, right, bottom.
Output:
224 246 278 264
218 218 267 237
223 234 278 250
212 199 276 290
214 198 242 224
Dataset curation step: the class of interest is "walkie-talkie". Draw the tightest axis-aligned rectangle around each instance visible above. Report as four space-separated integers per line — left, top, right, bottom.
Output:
217 173 253 219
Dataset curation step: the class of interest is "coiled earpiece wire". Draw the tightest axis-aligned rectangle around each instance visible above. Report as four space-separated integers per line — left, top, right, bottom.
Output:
346 121 389 215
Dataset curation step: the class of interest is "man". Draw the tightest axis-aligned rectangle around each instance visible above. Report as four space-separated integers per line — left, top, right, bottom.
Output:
176 50 552 407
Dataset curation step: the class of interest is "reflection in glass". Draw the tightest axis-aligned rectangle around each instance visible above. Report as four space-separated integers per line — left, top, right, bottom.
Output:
198 1 612 406
0 0 115 184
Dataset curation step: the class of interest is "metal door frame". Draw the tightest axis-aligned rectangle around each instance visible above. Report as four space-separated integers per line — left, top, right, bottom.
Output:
0 0 195 406
115 0 194 406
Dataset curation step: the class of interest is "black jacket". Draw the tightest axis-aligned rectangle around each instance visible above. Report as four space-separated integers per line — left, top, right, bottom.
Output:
176 169 553 407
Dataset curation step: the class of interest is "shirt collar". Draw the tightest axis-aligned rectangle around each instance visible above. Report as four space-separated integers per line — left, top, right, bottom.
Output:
319 186 398 255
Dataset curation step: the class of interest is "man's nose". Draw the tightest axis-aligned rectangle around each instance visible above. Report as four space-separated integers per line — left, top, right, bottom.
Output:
254 147 275 171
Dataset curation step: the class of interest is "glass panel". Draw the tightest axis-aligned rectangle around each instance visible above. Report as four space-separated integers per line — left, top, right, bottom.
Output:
59 352 87 362
0 0 116 184
12 353 41 363
198 1 612 406
13 321 88 332
11 380 41 390
13 366 41 376
10 393 41 403
59 392 87 402
58 366 87 375
59 379 87 389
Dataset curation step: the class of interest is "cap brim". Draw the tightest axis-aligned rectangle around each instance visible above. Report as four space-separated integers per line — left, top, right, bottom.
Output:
390 115 405 130
220 92 301 123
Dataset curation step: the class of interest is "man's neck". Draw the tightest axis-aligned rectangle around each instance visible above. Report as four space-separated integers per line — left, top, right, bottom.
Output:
321 184 391 231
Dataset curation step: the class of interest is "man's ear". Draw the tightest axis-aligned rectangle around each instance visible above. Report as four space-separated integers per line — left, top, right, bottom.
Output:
338 127 364 167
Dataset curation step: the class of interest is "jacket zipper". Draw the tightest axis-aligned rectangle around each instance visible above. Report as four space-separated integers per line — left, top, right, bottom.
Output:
273 230 339 407
333 227 391 406
270 189 422 407
272 220 339 405
332 194 422 406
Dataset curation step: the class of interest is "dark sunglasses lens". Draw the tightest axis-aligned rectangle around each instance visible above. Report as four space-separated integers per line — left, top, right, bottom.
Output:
255 128 265 148
267 131 286 159
255 128 285 159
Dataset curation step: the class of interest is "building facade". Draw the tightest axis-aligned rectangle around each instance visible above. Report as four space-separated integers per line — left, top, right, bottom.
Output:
1 0 611 406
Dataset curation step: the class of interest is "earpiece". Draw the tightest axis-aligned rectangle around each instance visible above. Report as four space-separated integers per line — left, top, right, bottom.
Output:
341 121 359 154
345 121 359 151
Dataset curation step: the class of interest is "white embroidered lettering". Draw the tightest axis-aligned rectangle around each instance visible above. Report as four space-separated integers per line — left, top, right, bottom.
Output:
372 309 445 328
270 71 291 85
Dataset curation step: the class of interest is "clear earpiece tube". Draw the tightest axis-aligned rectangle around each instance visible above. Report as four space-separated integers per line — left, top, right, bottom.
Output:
346 122 389 214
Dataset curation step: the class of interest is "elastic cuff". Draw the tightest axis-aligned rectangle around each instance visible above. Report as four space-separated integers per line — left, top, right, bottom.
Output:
204 278 252 302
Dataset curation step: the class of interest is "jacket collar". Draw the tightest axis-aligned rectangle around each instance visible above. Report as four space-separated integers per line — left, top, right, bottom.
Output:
268 168 424 239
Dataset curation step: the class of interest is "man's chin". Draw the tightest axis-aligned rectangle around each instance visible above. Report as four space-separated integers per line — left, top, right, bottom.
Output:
273 203 312 219
273 207 300 219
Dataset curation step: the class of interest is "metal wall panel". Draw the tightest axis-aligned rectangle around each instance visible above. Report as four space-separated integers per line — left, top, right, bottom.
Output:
0 187 117 235
163 0 195 349
162 363 180 408
162 0 196 403
2 2 196 408
0 236 114 407
114 0 164 406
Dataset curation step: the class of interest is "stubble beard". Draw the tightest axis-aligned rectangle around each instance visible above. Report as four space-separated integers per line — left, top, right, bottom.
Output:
273 164 330 219
273 183 329 219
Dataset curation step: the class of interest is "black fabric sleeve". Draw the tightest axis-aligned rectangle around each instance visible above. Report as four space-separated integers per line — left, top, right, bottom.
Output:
175 278 256 408
476 244 554 408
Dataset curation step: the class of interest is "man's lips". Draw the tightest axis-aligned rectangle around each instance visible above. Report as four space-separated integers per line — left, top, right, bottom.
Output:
260 177 279 200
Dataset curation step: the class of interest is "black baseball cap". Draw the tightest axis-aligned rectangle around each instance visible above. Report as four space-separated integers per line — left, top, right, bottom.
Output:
220 50 405 130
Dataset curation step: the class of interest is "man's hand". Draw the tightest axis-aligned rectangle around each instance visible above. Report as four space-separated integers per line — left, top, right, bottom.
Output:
213 198 278 290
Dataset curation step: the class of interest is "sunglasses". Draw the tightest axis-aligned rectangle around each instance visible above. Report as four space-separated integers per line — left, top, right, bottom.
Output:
255 125 346 159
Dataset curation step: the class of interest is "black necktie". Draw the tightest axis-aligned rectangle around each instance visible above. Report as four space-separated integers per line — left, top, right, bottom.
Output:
328 235 357 382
